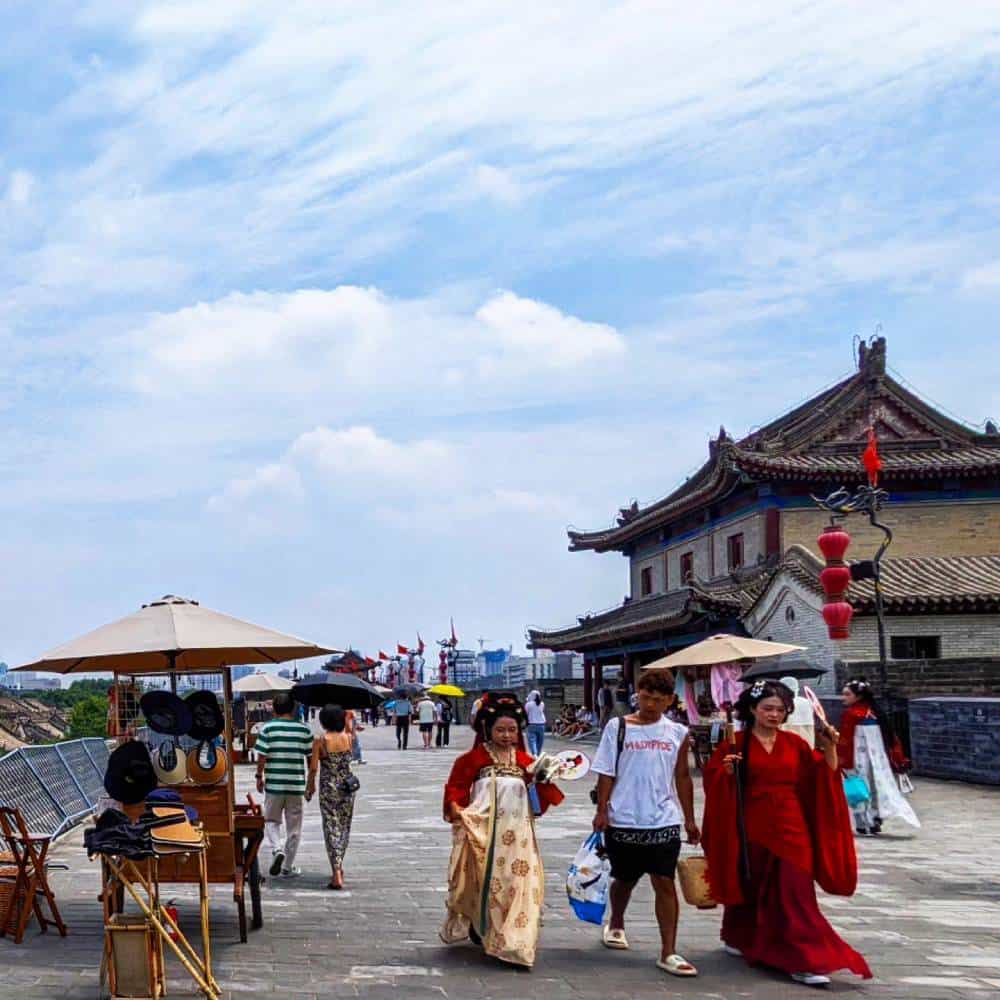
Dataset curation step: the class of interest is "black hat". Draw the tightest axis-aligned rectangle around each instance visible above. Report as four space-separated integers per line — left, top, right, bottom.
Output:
184 689 225 740
140 691 193 736
104 740 157 804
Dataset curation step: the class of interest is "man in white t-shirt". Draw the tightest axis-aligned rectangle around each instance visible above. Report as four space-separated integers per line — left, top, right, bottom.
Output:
592 669 700 978
416 695 436 749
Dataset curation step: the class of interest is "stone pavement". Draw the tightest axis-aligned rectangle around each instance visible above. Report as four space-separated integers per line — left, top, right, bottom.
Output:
3 721 999 999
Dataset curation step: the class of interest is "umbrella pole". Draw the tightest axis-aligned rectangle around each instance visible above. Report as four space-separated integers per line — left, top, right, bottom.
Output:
725 708 752 887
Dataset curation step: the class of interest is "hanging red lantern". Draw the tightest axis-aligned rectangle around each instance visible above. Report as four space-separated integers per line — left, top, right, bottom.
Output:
817 524 851 563
818 523 853 640
822 601 854 639
819 564 851 598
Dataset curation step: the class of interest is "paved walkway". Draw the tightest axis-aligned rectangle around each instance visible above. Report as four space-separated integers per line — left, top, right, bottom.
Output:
3 722 999 998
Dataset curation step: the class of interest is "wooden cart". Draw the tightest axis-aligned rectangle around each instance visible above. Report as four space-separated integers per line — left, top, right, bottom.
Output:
117 667 265 943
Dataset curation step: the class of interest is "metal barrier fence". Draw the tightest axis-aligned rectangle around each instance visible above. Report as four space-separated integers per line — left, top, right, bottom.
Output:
0 738 110 840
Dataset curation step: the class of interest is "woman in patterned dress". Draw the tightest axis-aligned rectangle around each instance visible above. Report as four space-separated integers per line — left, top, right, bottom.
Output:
439 691 563 967
306 705 356 890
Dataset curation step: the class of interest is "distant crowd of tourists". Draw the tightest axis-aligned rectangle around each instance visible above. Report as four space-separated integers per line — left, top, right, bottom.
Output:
252 671 916 987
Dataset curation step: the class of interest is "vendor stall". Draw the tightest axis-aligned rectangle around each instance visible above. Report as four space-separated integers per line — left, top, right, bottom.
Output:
14 595 335 948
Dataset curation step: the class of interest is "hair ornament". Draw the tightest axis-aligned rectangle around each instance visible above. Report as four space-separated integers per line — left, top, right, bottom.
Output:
750 680 767 699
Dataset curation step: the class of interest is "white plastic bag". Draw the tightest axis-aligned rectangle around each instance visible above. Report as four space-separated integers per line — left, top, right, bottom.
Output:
566 832 611 925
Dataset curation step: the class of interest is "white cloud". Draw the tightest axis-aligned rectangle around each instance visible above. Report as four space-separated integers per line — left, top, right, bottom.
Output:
125 286 627 402
961 261 1000 295
5 170 35 206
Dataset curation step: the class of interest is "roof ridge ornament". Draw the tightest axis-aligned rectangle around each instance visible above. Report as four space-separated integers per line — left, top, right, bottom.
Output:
857 335 886 379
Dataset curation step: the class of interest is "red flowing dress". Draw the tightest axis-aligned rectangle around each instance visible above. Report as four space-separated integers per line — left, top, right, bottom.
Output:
702 730 872 979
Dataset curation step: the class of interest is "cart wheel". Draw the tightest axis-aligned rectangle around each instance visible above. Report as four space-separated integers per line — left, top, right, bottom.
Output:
250 856 263 930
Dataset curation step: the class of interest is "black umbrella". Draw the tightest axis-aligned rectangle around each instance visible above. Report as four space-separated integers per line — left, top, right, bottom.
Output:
292 673 384 709
740 658 827 683
392 683 425 698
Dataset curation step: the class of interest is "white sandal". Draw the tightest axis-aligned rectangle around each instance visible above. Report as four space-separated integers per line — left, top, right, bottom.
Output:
657 954 698 977
601 924 629 950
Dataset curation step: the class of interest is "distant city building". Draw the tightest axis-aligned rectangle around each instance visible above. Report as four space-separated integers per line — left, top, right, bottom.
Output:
450 649 478 689
231 665 254 684
6 671 61 691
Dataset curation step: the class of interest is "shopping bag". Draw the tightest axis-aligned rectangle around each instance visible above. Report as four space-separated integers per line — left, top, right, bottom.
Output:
843 774 871 808
566 832 610 925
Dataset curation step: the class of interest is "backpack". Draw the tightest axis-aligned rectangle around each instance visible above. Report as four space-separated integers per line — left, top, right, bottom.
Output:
441 704 453 724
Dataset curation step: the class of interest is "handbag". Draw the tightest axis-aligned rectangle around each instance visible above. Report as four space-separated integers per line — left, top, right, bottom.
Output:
676 855 716 909
843 774 871 808
339 773 361 795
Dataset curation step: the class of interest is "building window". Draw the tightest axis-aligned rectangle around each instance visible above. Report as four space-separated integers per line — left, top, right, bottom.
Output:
640 566 653 597
890 635 941 660
727 532 744 571
680 551 694 582
785 605 796 624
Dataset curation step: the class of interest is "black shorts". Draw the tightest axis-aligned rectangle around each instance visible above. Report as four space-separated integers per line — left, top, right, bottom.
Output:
419 723 434 733
603 826 681 883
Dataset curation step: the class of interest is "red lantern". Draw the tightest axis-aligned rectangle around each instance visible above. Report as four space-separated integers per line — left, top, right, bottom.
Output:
818 523 853 640
819 564 851 600
817 524 851 563
822 601 854 639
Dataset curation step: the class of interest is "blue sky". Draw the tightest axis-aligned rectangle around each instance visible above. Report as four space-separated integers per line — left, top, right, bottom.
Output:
2 2 999 668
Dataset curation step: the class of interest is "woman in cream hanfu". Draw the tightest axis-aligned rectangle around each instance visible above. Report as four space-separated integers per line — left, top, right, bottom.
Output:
440 691 563 968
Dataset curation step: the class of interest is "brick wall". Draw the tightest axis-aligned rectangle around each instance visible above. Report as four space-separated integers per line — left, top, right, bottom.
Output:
837 613 1000 660
782 499 1000 558
834 656 1000 699
907 697 1000 785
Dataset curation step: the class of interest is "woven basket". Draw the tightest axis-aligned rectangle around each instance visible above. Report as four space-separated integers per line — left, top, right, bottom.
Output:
0 874 25 931
676 855 716 909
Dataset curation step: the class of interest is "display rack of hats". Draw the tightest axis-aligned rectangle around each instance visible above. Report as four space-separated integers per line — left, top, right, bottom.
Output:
100 670 266 947
92 743 219 999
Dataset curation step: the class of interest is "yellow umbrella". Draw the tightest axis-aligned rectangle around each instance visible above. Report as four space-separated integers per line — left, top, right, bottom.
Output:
642 633 804 671
428 683 465 697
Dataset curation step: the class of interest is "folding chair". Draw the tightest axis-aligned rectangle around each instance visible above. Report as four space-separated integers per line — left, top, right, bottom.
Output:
0 805 68 944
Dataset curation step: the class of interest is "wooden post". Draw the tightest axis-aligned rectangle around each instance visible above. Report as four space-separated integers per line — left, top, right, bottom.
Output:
583 656 593 712
222 669 236 818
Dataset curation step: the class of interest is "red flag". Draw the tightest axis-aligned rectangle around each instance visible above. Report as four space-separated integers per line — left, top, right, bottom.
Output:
397 643 409 655
365 657 376 667
450 618 458 646
378 650 389 661
416 632 425 655
862 426 882 486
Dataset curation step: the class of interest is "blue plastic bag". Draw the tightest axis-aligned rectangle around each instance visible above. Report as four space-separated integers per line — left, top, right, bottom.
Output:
843 774 871 808
566 832 611 925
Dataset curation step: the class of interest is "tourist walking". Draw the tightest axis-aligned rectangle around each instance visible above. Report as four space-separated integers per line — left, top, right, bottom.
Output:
254 691 313 879
440 691 563 968
838 678 919 835
597 679 614 731
394 697 412 749
416 693 436 749
435 698 453 747
306 706 357 890
702 679 872 987
592 669 700 978
525 689 546 755
780 676 816 747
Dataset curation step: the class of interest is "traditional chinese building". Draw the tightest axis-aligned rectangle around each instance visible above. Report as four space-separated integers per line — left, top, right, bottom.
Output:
529 338 1000 711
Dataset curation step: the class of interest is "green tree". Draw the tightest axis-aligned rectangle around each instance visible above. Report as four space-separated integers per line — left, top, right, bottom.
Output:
67 695 108 739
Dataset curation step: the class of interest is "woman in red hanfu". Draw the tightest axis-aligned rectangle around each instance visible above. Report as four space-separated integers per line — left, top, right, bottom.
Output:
439 691 564 968
702 680 872 988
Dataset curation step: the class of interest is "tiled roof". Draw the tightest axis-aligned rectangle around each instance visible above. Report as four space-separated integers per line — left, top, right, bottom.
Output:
731 445 1000 480
528 586 741 651
525 565 775 651
767 546 1000 613
568 340 1000 552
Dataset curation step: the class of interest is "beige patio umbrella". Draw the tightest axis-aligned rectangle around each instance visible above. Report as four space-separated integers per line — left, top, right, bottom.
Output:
14 594 337 675
641 633 805 671
232 672 294 694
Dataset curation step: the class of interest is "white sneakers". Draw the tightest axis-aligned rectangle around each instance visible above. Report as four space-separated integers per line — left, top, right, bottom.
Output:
791 972 831 987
